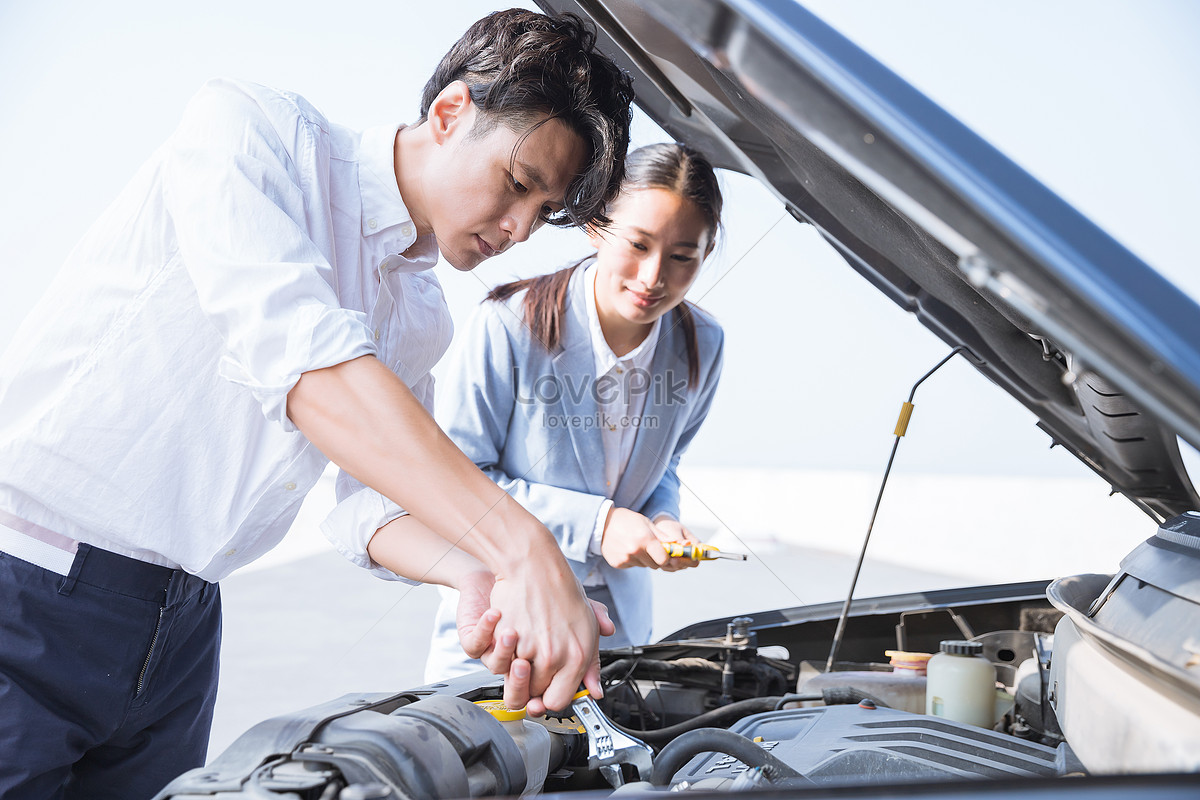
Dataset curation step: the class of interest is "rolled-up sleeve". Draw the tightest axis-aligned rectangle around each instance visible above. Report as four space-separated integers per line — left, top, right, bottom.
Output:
320 482 416 583
162 78 377 431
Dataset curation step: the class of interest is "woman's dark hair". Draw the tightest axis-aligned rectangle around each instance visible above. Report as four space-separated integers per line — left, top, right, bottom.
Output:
488 142 723 386
419 9 634 230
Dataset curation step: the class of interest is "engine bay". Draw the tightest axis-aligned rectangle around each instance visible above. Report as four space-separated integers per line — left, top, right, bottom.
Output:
157 514 1200 798
158 583 1098 798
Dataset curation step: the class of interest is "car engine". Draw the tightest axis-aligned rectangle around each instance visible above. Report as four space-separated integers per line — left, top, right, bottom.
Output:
158 514 1200 799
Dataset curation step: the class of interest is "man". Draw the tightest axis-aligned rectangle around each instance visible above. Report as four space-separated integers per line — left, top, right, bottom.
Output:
0 9 632 798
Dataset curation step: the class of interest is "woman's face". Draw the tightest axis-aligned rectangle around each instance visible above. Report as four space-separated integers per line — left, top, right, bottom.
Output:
590 187 713 333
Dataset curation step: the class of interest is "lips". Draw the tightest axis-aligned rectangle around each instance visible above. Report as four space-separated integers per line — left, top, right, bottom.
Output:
627 288 665 308
475 235 499 258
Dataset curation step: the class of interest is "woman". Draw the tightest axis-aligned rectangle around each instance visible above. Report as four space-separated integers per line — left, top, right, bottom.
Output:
424 142 725 678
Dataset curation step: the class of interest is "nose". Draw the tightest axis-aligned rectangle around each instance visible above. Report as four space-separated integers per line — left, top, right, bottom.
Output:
638 255 666 290
500 203 543 245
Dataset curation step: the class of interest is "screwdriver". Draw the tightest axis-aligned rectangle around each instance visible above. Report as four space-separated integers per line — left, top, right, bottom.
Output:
662 542 747 561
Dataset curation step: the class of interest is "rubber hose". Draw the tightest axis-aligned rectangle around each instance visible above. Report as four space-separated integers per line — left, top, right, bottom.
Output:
650 728 812 787
612 696 782 744
819 687 890 708
773 693 822 710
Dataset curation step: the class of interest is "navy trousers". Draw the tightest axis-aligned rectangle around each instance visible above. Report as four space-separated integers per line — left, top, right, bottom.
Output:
0 543 221 800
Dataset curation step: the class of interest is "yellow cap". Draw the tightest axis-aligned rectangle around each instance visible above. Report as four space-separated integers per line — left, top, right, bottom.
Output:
885 650 933 671
573 689 591 701
473 700 527 722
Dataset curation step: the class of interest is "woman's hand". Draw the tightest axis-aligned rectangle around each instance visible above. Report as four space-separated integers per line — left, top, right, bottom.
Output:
653 517 702 571
600 507 698 571
600 507 670 569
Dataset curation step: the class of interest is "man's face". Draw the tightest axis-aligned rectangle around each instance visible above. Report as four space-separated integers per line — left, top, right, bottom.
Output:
422 110 588 272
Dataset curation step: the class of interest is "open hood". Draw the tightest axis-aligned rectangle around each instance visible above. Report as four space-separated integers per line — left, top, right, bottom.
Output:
536 0 1200 520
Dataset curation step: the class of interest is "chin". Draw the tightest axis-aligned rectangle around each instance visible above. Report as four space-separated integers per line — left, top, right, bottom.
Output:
440 243 482 272
624 302 669 324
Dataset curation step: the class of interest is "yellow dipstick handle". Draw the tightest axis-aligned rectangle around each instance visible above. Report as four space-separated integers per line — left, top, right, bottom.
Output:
894 401 915 436
662 542 747 561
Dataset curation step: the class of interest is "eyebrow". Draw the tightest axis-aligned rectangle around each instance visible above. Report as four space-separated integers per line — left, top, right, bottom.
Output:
629 226 700 249
515 160 550 194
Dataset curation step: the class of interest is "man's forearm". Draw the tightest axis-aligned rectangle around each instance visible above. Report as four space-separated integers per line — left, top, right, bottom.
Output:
290 355 602 711
367 514 487 588
287 355 559 576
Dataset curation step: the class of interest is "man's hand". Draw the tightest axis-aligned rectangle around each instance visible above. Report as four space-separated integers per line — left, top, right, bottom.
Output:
459 592 615 713
487 561 602 714
288 358 609 717
455 568 516 669
500 598 615 717
601 508 697 571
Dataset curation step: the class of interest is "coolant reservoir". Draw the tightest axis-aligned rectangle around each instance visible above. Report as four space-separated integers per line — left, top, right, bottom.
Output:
925 640 996 728
474 701 552 796
800 650 931 713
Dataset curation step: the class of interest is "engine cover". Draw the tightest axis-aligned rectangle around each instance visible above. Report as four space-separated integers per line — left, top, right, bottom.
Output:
670 705 1064 786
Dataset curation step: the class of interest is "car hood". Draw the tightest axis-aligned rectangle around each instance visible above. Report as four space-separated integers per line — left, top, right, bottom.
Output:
536 0 1200 520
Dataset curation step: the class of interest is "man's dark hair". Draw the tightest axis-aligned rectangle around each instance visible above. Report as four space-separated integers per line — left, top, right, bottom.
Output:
419 8 634 229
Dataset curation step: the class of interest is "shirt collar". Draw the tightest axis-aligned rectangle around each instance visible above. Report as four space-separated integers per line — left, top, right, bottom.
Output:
584 261 661 374
359 124 438 273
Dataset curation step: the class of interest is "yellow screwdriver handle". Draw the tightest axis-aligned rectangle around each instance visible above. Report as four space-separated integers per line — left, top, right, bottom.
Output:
662 542 714 560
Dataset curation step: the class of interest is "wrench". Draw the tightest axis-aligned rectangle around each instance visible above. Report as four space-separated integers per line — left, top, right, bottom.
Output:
570 689 654 788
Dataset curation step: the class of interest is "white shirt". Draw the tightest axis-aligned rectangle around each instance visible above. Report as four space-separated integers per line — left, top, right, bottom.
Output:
582 262 663 565
0 79 452 582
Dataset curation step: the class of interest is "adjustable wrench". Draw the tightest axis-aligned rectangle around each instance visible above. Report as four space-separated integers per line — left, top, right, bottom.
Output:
570 689 654 788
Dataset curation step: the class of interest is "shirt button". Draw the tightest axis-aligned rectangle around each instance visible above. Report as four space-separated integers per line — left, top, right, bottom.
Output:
225 548 237 556
616 367 624 374
374 329 380 341
368 218 378 229
401 223 413 237
284 482 297 491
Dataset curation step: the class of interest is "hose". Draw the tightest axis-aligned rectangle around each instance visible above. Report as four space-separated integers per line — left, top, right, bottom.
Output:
773 693 822 710
612 696 782 744
601 657 789 699
818 687 890 708
649 728 813 787
611 686 890 745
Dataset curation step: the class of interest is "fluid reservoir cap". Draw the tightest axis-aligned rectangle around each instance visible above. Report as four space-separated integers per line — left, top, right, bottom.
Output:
473 699 527 721
939 640 984 656
885 650 933 670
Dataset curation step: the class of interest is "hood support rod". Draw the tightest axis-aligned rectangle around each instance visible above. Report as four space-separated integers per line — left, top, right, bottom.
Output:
824 346 968 673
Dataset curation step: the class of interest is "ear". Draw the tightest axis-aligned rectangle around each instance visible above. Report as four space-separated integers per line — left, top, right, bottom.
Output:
427 80 475 145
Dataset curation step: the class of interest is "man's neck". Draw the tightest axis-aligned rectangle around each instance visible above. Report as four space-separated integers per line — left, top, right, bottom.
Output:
393 125 433 237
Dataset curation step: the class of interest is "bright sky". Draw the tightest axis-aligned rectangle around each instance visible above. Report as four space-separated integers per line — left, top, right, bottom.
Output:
1 0 1197 478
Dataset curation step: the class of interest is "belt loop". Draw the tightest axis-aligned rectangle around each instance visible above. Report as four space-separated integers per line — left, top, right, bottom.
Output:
57 542 91 596
163 570 183 607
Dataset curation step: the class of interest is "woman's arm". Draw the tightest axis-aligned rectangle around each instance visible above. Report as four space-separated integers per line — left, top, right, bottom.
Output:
640 328 725 522
435 303 609 564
